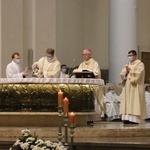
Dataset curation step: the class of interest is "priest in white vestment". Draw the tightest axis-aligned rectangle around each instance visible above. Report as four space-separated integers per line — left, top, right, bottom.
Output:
120 50 146 124
104 86 121 121
6 52 28 78
75 48 104 122
145 86 150 119
32 48 60 78
77 48 101 79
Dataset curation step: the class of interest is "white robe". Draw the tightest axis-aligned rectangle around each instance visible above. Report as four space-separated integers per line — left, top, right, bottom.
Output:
6 61 23 78
104 91 121 119
78 58 101 78
145 91 150 119
33 56 60 78
60 72 67 78
78 57 104 113
120 60 146 123
77 57 103 121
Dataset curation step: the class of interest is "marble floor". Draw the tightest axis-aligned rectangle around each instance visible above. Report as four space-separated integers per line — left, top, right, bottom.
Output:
1 121 150 149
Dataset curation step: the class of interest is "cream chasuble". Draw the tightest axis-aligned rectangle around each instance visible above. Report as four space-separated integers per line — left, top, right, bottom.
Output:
36 56 60 78
78 58 101 78
120 60 146 122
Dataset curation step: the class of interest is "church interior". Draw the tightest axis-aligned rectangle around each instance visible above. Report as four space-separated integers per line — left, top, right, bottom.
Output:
0 0 150 150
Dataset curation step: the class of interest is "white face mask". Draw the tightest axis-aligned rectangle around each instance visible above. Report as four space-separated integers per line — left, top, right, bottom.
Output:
62 68 67 73
128 56 133 62
15 59 20 64
46 56 52 61
110 90 115 94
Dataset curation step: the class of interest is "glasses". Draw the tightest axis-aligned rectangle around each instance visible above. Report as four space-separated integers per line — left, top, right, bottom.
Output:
82 54 89 56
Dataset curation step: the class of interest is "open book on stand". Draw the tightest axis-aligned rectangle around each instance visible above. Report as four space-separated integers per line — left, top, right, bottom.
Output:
72 69 95 78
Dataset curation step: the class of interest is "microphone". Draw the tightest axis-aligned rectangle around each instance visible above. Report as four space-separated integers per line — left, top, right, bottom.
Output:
68 59 76 77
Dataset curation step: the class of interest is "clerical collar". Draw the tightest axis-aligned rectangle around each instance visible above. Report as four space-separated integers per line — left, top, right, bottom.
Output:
130 59 138 65
85 58 92 64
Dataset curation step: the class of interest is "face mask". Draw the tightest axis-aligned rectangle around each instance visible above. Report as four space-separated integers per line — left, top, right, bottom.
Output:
62 69 67 73
15 59 20 64
128 56 133 62
46 56 52 61
110 90 115 94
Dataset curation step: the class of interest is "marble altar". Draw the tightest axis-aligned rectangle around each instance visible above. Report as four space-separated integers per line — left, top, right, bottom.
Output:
0 78 104 112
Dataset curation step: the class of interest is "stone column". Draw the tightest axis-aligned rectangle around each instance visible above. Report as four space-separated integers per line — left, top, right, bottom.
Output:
23 0 57 70
109 0 137 83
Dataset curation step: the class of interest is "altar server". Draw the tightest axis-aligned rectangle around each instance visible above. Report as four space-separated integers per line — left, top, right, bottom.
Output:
32 48 60 78
120 50 146 124
6 52 28 78
60 64 67 78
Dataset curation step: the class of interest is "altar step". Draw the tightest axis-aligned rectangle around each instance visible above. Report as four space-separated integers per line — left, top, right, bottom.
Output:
0 112 99 127
0 121 150 139
1 137 150 150
0 121 150 149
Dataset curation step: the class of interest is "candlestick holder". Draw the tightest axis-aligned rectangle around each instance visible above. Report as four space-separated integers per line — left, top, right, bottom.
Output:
63 116 69 149
69 126 75 150
57 106 63 145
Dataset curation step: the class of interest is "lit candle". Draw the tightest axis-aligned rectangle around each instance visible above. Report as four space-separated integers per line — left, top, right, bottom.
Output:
69 112 75 127
63 97 69 117
58 90 63 107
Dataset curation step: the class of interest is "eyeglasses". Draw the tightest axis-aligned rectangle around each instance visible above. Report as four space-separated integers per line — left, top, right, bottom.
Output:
82 54 89 56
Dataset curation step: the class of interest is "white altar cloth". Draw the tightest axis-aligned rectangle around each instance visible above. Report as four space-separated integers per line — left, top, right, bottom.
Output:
0 78 105 85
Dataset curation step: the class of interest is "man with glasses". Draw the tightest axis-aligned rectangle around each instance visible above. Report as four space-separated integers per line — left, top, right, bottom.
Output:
77 48 101 78
120 50 146 124
76 48 103 124
32 48 60 78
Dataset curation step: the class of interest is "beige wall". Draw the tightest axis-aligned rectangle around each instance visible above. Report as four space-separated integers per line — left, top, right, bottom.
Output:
23 0 57 69
1 0 24 77
56 0 84 67
83 0 108 69
0 0 150 78
56 0 108 69
35 0 57 59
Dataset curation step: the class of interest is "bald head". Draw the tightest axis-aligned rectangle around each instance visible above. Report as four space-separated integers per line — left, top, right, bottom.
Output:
108 86 115 91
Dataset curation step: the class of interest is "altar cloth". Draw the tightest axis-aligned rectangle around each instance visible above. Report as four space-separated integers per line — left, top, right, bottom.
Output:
0 78 105 85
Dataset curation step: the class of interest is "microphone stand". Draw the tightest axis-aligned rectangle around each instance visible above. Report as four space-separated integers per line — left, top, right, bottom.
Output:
68 59 75 77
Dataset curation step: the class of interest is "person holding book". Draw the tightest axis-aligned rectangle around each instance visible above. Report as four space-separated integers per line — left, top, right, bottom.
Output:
76 48 103 124
77 48 101 78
